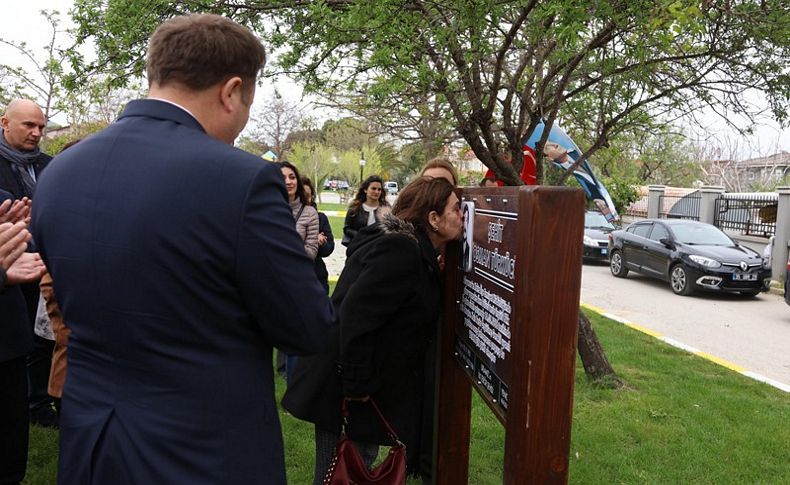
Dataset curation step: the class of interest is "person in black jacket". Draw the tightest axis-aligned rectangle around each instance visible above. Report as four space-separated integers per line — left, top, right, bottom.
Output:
0 190 45 483
283 176 463 484
1 99 57 432
302 176 334 293
342 175 390 246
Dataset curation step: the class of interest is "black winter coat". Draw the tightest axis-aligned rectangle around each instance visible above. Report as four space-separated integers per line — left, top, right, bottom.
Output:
313 211 334 292
0 150 50 362
283 215 441 470
0 150 51 200
342 204 385 246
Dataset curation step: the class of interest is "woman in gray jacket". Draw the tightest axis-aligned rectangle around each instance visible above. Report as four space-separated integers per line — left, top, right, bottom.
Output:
278 161 319 259
275 161 321 382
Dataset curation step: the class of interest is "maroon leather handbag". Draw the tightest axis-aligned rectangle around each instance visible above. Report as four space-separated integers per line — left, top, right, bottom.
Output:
322 399 407 485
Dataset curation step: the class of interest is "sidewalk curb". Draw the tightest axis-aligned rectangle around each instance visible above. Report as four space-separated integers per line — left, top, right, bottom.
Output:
580 302 790 393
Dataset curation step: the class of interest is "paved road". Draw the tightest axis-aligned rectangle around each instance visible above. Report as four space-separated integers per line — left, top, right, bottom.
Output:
581 261 790 390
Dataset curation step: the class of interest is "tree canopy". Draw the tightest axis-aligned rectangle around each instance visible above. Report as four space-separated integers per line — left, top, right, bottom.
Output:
69 0 790 185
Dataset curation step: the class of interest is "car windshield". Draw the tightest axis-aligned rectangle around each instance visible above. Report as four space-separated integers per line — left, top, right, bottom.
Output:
584 212 614 230
671 224 734 246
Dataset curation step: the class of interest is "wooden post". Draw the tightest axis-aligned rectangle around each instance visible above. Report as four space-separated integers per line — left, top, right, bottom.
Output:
434 186 584 484
433 235 471 485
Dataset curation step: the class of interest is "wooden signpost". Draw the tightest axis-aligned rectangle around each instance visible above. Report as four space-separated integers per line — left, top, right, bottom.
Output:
434 186 585 484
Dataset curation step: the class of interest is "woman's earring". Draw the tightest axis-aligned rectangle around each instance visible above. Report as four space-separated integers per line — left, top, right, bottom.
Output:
432 225 439 232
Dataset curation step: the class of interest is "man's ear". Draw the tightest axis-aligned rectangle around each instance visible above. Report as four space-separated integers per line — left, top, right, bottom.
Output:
218 76 244 112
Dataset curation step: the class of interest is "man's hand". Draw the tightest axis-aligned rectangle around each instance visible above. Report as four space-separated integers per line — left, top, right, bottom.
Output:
0 197 32 225
6 252 46 285
0 221 32 270
318 232 328 246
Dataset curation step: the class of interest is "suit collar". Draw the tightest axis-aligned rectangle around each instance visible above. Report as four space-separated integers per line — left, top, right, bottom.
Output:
119 99 206 133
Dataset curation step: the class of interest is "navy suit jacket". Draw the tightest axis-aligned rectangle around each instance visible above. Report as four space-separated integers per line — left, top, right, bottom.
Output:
32 99 334 484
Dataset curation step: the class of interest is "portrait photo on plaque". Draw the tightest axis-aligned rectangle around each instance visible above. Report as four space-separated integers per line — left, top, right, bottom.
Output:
460 200 475 272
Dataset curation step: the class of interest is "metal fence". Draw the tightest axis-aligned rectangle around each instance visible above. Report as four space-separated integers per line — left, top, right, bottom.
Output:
658 193 701 220
713 193 777 237
624 195 648 218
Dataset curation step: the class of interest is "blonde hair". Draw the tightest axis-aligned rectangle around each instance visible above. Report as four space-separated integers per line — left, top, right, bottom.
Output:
420 157 458 186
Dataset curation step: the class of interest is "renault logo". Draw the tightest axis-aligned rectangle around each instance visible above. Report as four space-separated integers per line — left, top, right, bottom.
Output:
740 261 748 271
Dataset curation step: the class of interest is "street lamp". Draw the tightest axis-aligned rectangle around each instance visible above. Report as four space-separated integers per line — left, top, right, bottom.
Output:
359 151 366 185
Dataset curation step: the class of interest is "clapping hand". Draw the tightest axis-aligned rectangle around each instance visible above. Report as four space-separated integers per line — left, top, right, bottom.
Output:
0 220 46 285
0 221 31 271
0 197 32 225
6 252 46 285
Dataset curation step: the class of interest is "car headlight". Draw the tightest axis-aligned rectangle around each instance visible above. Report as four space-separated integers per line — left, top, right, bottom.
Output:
689 255 722 268
583 235 596 246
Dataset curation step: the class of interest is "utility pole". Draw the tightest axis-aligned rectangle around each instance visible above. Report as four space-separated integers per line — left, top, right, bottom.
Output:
359 151 366 186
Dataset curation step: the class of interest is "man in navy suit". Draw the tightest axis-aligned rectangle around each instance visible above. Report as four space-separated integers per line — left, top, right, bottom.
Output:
32 14 334 484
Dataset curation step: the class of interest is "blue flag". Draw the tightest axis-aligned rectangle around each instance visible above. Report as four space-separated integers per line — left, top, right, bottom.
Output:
523 121 618 221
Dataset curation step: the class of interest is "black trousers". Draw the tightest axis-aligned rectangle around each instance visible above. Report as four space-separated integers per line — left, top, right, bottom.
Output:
27 335 55 414
0 356 29 484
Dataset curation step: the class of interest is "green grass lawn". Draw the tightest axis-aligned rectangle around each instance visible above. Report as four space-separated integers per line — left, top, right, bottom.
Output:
317 201 349 212
325 215 344 245
317 203 346 244
22 310 790 484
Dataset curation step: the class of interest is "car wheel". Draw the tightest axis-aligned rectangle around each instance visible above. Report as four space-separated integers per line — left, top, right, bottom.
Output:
670 264 693 296
610 250 628 278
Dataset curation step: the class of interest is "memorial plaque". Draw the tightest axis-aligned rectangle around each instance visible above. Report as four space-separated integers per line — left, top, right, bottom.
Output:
434 186 585 485
455 194 519 421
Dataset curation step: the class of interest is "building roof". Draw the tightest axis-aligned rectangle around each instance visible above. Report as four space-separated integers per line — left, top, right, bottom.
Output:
710 151 790 169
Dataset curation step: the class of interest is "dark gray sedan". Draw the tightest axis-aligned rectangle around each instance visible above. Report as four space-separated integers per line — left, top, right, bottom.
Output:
608 219 771 296
583 211 614 262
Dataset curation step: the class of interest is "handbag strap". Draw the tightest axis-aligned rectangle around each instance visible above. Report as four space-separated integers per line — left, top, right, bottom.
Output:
341 398 403 446
294 203 306 222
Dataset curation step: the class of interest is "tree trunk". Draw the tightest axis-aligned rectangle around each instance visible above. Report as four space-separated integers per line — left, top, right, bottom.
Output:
577 311 625 388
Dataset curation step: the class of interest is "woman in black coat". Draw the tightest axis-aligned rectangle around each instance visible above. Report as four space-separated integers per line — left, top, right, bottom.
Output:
282 177 463 484
341 175 390 246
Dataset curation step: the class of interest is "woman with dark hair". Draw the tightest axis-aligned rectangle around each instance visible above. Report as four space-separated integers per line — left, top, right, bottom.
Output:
273 162 321 381
302 176 334 293
283 176 464 485
277 161 319 259
341 175 390 246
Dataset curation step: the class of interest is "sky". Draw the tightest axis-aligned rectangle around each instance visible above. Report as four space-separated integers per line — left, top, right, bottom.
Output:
3 0 788 160
1 0 310 128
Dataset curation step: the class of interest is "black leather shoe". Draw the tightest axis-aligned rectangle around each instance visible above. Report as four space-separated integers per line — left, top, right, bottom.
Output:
30 403 59 429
